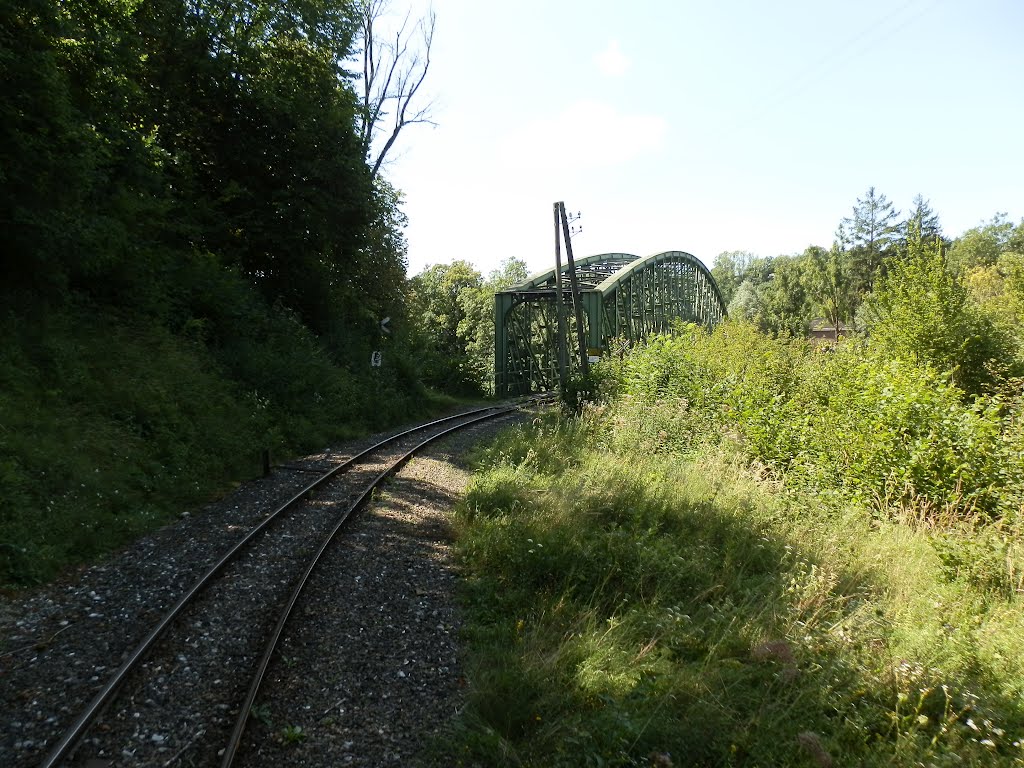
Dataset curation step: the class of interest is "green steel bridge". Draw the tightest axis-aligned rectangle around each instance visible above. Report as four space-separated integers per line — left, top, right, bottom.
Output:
494 251 727 396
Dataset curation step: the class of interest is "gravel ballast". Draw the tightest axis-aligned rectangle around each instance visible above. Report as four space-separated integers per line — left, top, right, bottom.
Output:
1 412 522 767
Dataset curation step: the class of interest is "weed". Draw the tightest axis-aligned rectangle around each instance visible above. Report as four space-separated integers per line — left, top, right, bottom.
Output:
451 399 1024 766
0 299 434 588
279 724 307 744
250 704 272 729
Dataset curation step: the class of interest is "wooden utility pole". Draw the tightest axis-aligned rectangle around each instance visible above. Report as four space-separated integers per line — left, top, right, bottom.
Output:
557 201 589 376
553 203 568 391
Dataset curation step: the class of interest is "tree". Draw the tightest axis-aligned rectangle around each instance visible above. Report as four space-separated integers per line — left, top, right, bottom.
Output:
900 194 942 245
355 0 435 179
1009 218 1024 255
865 223 1013 396
407 257 528 395
711 251 755 306
343 177 411 321
961 222 1024 347
727 280 762 324
724 255 814 337
0 0 92 296
126 0 392 334
757 255 814 336
842 186 900 294
1 0 414 342
948 213 1018 274
408 261 483 394
457 257 528 393
805 244 857 339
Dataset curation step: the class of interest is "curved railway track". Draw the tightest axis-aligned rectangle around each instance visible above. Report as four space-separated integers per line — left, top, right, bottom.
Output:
35 401 538 767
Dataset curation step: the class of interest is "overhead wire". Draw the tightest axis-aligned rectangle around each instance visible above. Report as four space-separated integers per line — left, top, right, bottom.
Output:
703 0 947 142
760 0 940 111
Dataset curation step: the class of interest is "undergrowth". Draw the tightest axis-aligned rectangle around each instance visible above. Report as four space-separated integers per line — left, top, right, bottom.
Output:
449 324 1024 766
598 322 1023 520
0 300 429 587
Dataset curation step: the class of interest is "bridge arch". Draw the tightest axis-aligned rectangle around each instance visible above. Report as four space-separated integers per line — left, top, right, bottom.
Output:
512 252 640 290
495 250 727 395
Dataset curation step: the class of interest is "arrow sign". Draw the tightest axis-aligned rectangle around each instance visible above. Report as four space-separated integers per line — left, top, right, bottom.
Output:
380 316 391 335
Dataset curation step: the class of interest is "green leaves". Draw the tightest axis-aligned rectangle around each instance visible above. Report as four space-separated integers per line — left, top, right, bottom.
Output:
605 320 1022 520
804 243 857 335
865 226 1015 396
0 0 430 585
407 260 484 394
408 257 529 395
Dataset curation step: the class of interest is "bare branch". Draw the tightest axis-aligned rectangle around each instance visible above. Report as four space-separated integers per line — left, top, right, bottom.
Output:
355 1 436 179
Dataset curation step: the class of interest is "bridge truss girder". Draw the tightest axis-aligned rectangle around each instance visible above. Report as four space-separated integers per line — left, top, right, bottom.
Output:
495 251 726 396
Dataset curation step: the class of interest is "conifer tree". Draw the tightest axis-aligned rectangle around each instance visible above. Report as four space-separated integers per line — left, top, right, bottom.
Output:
842 186 900 294
901 194 942 245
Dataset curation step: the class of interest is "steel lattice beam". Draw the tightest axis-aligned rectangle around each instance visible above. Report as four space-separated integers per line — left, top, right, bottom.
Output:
495 251 726 396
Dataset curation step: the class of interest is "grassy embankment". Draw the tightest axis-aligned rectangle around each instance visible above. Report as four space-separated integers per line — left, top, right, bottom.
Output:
0 294 444 588
450 323 1024 767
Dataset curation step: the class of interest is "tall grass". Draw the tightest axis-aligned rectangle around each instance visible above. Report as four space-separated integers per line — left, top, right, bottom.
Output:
449 327 1024 766
597 322 1023 520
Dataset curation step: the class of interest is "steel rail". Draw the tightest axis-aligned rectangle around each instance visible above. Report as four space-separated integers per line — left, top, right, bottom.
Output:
220 404 521 766
37 403 518 768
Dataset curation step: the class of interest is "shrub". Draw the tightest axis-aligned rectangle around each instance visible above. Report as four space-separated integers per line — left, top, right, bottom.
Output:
600 321 1024 521
0 290 427 586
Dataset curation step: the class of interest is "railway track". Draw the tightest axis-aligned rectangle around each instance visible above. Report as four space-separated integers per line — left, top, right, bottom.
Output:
33 401 538 767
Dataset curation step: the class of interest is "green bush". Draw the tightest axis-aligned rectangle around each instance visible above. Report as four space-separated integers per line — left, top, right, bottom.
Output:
450 412 1024 767
0 291 427 587
866 229 1019 397
600 321 1024 521
787 347 1015 516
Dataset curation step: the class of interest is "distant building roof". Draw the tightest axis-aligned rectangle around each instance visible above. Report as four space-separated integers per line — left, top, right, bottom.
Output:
808 318 855 333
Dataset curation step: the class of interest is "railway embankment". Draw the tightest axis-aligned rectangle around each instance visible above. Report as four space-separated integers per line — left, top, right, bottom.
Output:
1 409 525 767
447 324 1024 766
0 299 433 589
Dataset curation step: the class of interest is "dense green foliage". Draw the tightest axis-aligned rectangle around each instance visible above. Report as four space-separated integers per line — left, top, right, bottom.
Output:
448 209 1024 763
1 0 404 328
601 322 1022 519
449 314 1024 765
0 300 427 585
0 0 432 585
712 189 1022 342
866 227 1016 397
407 257 527 395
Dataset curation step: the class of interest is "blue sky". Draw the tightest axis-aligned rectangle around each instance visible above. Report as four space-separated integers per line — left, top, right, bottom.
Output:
380 0 1024 277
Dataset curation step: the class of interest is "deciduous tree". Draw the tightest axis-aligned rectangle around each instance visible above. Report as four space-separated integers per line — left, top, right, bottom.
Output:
757 255 814 336
408 260 483 393
711 251 755 306
805 244 857 338
457 257 528 392
355 0 435 179
724 255 814 337
948 213 1018 273
865 223 1013 396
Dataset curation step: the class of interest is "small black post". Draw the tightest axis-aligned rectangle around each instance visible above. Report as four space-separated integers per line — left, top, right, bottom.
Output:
261 449 271 477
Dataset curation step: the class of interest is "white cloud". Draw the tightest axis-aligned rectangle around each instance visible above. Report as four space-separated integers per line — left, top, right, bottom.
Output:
594 39 630 77
495 100 668 174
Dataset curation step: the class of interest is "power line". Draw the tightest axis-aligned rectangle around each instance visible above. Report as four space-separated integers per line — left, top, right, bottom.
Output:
762 0 938 111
